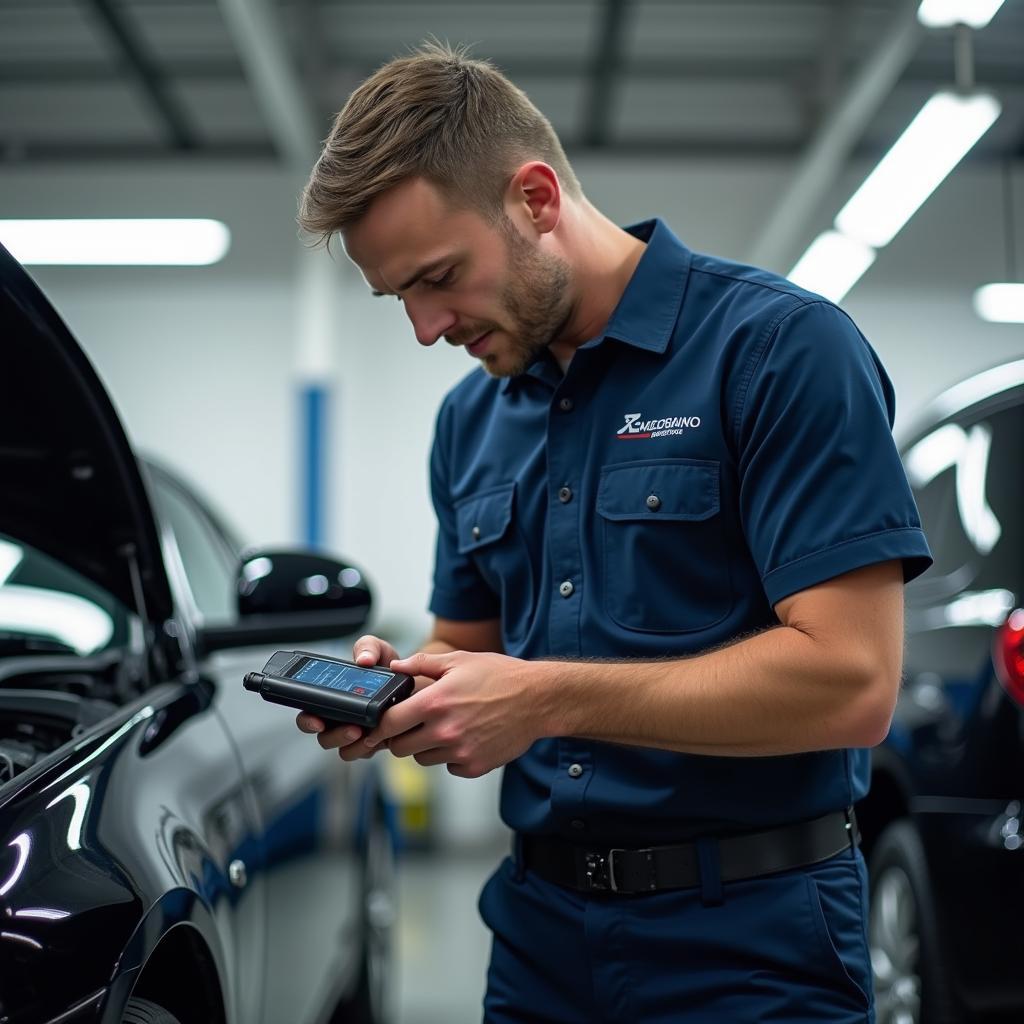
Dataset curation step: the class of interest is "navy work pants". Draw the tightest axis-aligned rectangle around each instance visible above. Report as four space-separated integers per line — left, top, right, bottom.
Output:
479 844 874 1023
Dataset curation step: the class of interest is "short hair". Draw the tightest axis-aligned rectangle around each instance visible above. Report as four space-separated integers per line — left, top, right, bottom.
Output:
298 41 582 245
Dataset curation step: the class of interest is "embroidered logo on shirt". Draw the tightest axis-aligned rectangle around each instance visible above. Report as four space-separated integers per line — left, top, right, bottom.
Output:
616 412 702 440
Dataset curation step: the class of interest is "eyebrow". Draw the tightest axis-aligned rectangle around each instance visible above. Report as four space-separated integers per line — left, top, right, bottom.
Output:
371 257 450 297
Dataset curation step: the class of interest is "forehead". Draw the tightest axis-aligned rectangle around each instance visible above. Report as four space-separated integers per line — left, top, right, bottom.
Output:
341 177 493 284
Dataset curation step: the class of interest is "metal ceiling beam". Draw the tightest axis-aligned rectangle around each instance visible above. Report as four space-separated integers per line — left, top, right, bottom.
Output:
87 0 197 150
747 0 925 272
582 0 631 147
217 0 319 171
806 0 855 132
4 141 277 163
7 58 1024 88
5 138 1014 166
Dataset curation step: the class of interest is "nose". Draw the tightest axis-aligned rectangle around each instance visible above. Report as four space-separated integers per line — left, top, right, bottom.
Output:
404 295 457 347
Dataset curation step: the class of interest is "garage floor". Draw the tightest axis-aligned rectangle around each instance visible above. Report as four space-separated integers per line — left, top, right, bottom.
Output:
396 842 506 1024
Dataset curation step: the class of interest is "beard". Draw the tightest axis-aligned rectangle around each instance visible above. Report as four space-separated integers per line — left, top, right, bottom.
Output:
447 219 573 379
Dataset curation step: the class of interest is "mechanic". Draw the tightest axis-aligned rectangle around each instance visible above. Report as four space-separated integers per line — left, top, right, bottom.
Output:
295 42 932 1023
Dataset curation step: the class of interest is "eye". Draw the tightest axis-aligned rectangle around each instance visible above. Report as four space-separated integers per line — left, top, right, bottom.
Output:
424 268 454 289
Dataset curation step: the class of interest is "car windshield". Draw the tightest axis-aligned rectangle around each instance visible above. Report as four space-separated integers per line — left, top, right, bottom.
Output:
0 532 135 657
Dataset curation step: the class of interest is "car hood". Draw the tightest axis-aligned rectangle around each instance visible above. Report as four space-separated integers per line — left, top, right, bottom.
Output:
0 243 174 624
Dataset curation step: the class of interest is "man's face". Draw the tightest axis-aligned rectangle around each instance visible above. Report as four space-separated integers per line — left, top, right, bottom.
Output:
342 177 573 378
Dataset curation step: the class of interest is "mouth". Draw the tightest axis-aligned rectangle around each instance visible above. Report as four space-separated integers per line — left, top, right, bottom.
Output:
466 331 493 357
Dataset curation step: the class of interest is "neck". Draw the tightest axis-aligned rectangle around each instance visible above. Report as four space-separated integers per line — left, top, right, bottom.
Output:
549 200 647 363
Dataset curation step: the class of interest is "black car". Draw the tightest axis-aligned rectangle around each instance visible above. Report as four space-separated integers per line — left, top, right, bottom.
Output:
0 243 396 1024
857 359 1024 1024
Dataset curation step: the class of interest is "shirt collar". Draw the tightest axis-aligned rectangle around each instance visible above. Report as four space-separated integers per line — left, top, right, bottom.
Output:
500 218 692 394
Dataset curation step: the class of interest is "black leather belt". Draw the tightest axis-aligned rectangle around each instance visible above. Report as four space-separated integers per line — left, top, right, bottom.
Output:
517 809 859 895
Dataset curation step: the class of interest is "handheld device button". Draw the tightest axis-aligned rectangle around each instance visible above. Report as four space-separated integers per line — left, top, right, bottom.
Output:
558 486 573 503
559 580 575 598
568 763 584 779
646 493 662 511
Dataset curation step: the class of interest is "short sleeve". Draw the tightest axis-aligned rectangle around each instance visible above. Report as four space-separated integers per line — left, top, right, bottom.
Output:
735 300 932 606
427 396 502 620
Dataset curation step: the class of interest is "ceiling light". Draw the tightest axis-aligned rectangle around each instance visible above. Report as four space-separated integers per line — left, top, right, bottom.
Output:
917 0 1006 29
836 90 1001 249
973 283 1024 323
0 219 231 266
787 230 877 303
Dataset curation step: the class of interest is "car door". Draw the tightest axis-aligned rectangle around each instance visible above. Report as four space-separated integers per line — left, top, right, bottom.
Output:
144 465 367 1024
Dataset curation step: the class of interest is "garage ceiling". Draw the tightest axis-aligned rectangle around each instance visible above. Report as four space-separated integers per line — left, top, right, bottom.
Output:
1 0 1022 165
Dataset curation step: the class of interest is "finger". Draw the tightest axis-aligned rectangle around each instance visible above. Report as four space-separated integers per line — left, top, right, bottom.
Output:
317 723 365 750
362 694 429 749
387 725 439 759
339 740 383 762
389 651 451 679
413 748 450 767
352 635 387 666
296 712 325 734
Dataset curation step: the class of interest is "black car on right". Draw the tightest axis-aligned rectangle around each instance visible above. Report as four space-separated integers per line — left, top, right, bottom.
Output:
856 358 1024 1024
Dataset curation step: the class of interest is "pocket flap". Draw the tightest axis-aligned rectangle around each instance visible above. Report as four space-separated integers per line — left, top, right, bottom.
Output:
596 459 720 522
455 482 516 553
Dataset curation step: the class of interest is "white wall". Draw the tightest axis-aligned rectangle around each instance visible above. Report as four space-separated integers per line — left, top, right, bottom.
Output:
2 156 1022 644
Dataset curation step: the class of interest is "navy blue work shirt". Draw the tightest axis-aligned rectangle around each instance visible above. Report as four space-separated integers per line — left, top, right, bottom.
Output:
427 218 932 844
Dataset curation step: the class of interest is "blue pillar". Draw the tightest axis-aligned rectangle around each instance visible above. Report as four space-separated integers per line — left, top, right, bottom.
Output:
301 383 328 548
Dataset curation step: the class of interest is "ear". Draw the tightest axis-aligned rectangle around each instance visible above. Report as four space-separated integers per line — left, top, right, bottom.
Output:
505 162 561 236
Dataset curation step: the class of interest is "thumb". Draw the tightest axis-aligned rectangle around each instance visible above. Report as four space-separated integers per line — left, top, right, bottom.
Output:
390 651 452 679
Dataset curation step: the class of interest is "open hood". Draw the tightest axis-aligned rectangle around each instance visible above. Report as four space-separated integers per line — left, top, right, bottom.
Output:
0 243 174 625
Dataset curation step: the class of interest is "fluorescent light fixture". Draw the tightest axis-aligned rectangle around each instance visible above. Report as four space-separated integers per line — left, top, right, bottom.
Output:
0 219 230 266
787 230 877 303
974 282 1024 323
918 0 1006 29
836 90 1001 249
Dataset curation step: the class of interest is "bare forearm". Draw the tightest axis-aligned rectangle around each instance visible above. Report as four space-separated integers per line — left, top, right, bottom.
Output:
534 624 897 756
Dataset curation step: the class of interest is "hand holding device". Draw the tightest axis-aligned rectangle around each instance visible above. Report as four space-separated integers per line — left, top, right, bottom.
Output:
244 649 414 728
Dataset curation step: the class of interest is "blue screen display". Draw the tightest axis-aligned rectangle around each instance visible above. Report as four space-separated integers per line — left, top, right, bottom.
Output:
292 658 391 698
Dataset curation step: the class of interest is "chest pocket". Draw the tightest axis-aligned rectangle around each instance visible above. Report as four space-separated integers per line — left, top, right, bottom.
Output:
596 458 734 633
454 482 534 643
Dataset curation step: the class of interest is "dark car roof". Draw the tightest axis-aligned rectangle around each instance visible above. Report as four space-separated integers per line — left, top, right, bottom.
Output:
0 243 174 623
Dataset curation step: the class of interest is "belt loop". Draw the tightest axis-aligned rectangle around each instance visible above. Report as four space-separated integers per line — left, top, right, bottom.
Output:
695 837 724 907
845 806 861 850
511 833 526 882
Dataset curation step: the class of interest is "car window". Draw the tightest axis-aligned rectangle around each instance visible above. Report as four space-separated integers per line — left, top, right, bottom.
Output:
149 478 238 625
0 532 134 656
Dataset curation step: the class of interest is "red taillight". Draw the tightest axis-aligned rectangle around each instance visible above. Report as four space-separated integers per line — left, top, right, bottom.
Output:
994 608 1024 706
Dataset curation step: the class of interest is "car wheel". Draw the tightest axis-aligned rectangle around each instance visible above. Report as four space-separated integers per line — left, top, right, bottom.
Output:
331 805 398 1024
869 820 957 1024
121 998 184 1024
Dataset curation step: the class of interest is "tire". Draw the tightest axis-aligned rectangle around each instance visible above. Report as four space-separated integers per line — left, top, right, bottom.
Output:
121 998 184 1024
330 806 398 1024
868 820 958 1024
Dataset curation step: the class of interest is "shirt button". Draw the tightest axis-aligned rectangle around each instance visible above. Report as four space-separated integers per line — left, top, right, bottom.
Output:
645 494 662 511
568 764 584 778
571 819 586 830
471 525 481 540
559 580 574 598
558 486 573 503
558 397 574 412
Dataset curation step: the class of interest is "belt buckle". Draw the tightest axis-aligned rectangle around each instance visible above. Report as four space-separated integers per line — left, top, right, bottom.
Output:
583 849 624 892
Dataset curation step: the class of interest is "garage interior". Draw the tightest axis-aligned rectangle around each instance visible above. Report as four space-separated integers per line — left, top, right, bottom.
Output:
2 2 1023 1022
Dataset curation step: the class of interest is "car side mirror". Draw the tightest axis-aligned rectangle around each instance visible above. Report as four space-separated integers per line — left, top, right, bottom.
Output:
198 549 373 653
